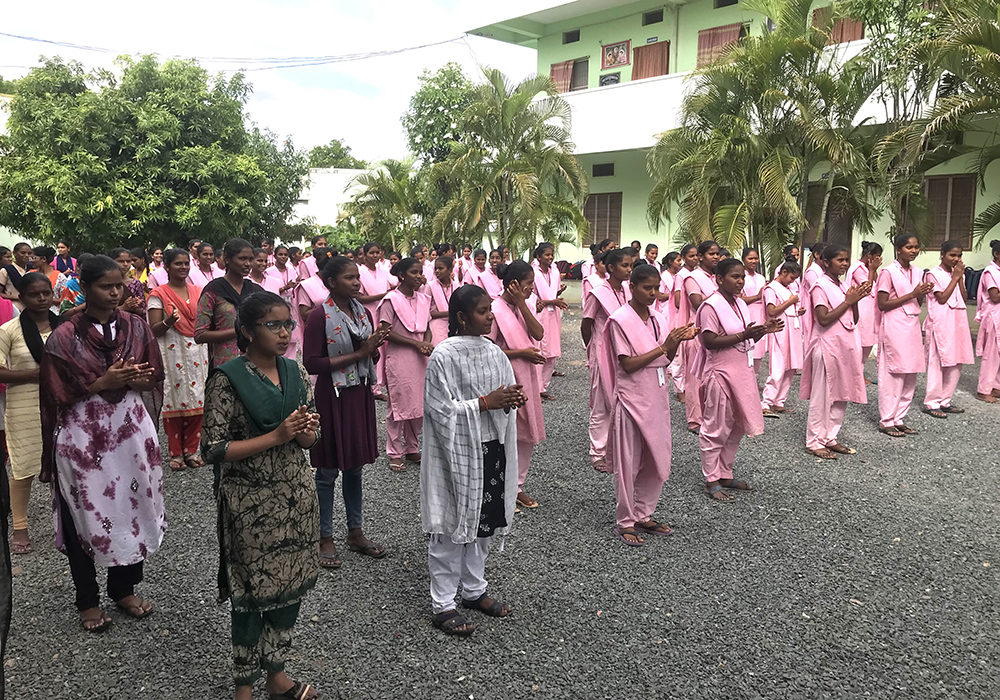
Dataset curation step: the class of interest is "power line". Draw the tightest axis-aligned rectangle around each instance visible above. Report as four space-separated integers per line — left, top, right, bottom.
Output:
0 31 466 71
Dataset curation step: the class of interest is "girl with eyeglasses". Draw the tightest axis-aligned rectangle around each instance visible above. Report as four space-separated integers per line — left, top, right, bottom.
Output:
202 290 320 700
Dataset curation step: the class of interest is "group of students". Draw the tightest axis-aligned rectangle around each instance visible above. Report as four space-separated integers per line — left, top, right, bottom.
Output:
4 228 999 697
575 234 1000 546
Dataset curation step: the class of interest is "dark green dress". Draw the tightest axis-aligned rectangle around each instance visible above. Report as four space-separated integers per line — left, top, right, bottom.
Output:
202 361 319 612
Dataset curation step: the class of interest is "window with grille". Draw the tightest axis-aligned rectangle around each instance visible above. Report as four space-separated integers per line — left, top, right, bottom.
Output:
583 192 623 245
923 174 976 249
570 58 589 91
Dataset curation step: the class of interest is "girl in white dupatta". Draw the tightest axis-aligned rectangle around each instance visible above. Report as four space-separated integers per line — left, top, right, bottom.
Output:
422 285 526 637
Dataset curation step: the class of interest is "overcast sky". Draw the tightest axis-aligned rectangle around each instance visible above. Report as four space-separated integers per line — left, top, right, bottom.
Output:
1 0 544 162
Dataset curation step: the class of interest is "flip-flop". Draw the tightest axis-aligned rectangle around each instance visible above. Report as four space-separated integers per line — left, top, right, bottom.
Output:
940 406 965 414
80 610 112 634
635 520 673 536
975 393 998 403
827 443 857 455
11 540 32 555
168 458 186 472
347 541 387 559
719 478 752 491
516 492 539 509
552 370 565 377
591 458 611 474
115 597 154 619
704 484 734 502
615 527 645 547
183 454 204 468
319 550 342 569
806 448 838 460
922 408 947 419
762 409 780 419
896 424 919 435
268 680 317 700
879 426 905 438
388 459 407 472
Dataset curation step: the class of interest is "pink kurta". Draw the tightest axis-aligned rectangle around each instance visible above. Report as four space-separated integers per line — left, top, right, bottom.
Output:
266 264 298 304
489 298 545 446
427 278 454 346
475 269 503 298
799 275 867 403
463 265 487 289
377 290 431 422
582 273 605 303
692 293 765 437
876 261 925 374
148 265 168 290
679 268 717 326
976 262 1000 358
681 268 717 427
359 263 393 322
581 260 596 280
606 304 673 480
531 262 563 361
297 256 319 281
295 276 328 314
847 260 878 348
656 270 676 324
924 266 973 367
742 271 767 359
187 264 223 289
762 280 803 369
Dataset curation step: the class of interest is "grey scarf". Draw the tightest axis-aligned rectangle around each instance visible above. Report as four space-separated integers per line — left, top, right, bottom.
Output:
323 296 376 388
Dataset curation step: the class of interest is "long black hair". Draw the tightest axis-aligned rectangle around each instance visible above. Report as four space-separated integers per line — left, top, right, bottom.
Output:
448 284 488 337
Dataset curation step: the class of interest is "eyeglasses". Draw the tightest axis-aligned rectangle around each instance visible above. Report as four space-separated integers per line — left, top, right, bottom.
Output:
256 320 297 334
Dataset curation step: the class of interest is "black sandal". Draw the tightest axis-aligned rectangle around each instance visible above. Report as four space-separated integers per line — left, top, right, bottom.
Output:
922 408 947 419
719 478 752 491
896 424 919 435
432 609 475 637
462 592 512 617
269 681 316 700
80 609 112 633
941 405 965 414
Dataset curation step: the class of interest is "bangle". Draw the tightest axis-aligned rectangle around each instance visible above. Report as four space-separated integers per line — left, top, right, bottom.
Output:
480 395 489 411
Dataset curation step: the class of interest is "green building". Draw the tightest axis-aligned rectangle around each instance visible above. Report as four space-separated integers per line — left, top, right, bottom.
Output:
469 0 998 270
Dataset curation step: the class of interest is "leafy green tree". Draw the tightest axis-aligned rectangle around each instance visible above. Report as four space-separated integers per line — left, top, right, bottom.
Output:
646 0 879 268
0 55 308 252
402 62 475 164
307 138 367 169
0 75 17 94
343 158 421 252
431 68 588 256
917 0 1000 244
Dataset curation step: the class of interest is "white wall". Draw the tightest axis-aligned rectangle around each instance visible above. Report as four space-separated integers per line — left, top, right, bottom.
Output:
292 167 368 227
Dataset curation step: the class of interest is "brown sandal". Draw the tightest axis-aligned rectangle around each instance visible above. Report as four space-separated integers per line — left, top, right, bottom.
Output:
827 443 856 455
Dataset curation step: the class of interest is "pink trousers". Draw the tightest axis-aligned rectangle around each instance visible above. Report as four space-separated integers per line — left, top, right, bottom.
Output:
684 357 703 429
878 360 917 428
613 416 667 528
589 378 611 461
978 349 1000 395
386 416 422 458
540 357 557 392
669 352 685 394
762 347 794 409
517 440 533 487
805 352 846 450
698 379 743 483
924 342 961 409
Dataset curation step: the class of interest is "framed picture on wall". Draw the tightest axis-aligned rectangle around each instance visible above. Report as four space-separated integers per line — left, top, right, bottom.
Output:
601 40 631 69
599 72 621 86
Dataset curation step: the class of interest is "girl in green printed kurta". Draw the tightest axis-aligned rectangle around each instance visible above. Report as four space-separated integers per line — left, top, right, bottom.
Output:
201 291 321 700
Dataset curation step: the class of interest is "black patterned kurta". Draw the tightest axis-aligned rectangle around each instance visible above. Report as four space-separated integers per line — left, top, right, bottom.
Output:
202 362 319 612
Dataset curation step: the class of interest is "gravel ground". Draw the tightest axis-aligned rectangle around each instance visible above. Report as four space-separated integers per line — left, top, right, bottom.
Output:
6 290 1000 699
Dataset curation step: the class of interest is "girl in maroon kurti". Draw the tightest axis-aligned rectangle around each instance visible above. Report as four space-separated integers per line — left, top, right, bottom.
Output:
303 257 391 568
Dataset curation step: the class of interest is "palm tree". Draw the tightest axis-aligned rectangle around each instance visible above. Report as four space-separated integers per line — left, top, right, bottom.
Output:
344 158 420 252
916 0 1000 245
432 68 588 256
646 0 879 269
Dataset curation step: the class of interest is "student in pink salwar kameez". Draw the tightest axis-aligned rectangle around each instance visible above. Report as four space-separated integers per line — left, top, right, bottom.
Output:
975 240 1000 403
800 246 869 459
740 248 768 379
488 261 546 509
428 256 456 346
581 249 633 473
606 265 696 546
693 258 782 502
922 241 974 417
680 241 721 432
761 262 804 414
474 250 504 299
358 243 395 398
670 245 700 404
581 254 607 304
378 258 433 472
846 241 883 376
876 234 934 437
531 243 567 397
772 244 800 280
